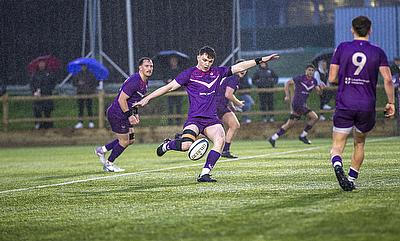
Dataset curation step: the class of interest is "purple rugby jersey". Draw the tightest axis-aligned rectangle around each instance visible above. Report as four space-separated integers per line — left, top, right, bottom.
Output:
291 74 318 108
331 40 389 111
175 66 231 119
215 75 240 110
108 73 148 117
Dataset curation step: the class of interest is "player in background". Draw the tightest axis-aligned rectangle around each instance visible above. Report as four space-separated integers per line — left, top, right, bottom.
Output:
135 46 279 182
268 64 322 148
328 16 395 191
95 58 153 172
216 59 246 158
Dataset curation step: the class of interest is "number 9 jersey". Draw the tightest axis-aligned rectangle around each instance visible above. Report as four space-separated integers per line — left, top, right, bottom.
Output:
331 40 389 111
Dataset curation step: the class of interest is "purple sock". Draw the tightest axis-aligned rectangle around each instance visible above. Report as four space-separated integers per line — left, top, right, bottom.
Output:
166 139 186 152
223 143 231 152
348 167 359 179
277 128 286 136
108 143 126 162
203 150 221 170
167 140 177 150
331 155 343 167
105 139 119 151
304 124 313 132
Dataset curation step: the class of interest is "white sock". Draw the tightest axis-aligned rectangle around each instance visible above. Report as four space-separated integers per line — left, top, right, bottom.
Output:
101 146 107 153
300 131 308 137
163 143 169 151
333 161 342 167
271 133 279 140
200 168 211 176
348 176 356 182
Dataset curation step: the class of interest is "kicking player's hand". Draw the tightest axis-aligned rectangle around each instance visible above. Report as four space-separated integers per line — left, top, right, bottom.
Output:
129 114 140 125
261 54 280 63
284 96 290 103
384 103 395 118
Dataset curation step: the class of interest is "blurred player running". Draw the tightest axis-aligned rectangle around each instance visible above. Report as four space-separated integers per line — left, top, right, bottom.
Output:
328 16 395 191
268 64 322 148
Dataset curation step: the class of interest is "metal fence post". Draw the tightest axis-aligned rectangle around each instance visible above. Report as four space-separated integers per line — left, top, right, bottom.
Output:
2 93 9 132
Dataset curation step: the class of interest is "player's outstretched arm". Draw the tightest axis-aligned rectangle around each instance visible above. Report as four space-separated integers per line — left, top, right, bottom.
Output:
231 54 279 74
380 66 395 117
135 80 181 107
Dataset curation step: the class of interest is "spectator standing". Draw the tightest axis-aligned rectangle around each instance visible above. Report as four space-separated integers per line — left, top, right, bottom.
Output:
30 60 57 129
252 62 278 122
390 57 400 77
314 59 334 120
73 64 98 129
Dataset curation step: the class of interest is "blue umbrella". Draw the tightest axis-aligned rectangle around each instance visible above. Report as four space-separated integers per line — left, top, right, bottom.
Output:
67 58 109 80
155 50 189 59
152 50 190 66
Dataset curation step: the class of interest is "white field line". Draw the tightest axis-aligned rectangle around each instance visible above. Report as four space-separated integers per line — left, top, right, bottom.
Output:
0 136 397 195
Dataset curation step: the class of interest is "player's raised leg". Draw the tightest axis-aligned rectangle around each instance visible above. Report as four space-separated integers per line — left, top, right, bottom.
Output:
156 125 199 156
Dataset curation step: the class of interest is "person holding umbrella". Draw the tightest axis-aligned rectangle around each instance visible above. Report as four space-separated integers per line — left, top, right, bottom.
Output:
95 57 153 172
68 58 109 129
73 64 98 129
164 56 184 125
30 60 58 129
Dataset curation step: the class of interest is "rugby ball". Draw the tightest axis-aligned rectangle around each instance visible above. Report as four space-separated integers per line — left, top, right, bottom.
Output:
188 138 209 161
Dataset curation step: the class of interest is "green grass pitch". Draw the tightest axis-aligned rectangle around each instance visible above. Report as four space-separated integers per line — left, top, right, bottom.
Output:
0 137 399 241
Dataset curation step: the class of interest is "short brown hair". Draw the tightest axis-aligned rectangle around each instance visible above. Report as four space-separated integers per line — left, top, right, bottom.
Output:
352 16 371 37
198 46 216 59
138 57 152 66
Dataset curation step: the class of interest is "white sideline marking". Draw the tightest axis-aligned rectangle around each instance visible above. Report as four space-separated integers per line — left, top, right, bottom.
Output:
0 136 397 195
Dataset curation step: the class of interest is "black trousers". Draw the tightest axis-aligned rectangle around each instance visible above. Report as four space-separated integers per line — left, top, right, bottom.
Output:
320 89 335 109
33 100 54 129
77 98 93 121
259 92 274 118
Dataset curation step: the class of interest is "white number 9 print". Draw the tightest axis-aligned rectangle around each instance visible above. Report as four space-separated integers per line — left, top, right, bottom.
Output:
352 52 367 75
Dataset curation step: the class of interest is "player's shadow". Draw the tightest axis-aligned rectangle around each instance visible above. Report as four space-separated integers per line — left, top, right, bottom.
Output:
66 181 199 196
37 172 99 180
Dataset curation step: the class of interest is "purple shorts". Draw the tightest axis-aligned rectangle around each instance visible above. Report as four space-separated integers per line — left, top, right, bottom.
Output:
107 108 131 134
217 106 232 119
184 117 222 134
292 104 311 116
333 109 376 133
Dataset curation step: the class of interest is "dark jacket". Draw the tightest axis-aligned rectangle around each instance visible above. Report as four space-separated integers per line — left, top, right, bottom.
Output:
73 70 98 95
252 67 278 88
31 71 56 96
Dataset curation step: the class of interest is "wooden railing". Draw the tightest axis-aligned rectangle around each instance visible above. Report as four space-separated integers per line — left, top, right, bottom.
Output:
0 86 394 132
